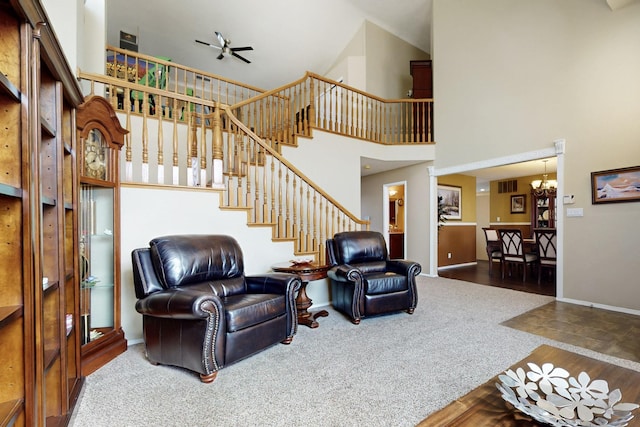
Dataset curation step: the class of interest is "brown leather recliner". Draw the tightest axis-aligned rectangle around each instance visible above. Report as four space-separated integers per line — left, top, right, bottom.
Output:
131 234 301 383
326 231 421 324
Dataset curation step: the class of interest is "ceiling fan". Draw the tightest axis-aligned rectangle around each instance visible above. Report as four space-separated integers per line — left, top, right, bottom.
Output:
195 31 253 63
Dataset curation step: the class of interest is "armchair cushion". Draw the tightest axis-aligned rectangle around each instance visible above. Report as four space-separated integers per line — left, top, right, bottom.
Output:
365 272 408 295
150 234 244 290
224 293 285 332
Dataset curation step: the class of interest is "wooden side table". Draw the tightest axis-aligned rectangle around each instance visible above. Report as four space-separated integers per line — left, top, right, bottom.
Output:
272 261 330 328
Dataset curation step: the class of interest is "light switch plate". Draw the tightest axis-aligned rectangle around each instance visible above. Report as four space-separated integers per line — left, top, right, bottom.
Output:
566 208 583 217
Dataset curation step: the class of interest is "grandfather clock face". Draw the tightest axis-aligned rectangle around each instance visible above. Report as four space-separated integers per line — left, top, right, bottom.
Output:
84 129 107 180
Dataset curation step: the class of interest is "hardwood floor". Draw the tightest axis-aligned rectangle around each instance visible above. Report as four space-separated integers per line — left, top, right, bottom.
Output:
503 301 640 364
439 260 640 364
438 260 555 296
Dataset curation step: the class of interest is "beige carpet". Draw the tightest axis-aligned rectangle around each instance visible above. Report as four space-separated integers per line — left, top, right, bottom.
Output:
69 277 640 427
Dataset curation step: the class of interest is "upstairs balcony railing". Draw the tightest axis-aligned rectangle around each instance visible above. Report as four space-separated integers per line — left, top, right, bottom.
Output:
230 71 434 150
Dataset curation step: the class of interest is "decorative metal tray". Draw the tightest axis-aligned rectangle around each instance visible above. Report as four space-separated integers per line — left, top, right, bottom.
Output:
496 362 639 426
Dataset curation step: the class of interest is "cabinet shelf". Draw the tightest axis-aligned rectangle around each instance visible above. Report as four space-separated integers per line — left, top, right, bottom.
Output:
43 280 60 294
0 398 23 427
0 183 21 198
40 116 56 137
41 196 57 207
44 347 61 372
0 305 23 328
0 72 20 102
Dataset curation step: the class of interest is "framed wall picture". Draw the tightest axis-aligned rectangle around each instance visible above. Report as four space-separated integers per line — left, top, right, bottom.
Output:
438 184 461 220
591 166 640 204
511 194 526 213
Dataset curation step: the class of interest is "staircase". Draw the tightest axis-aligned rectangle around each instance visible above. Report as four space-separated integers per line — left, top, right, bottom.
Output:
78 46 435 263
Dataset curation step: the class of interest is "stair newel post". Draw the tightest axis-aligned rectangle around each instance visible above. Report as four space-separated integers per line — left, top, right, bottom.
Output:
172 97 179 185
292 177 298 246
308 77 316 129
125 88 133 181
285 171 291 238
187 112 197 186
211 103 225 190
199 104 207 187
157 95 164 184
141 93 149 182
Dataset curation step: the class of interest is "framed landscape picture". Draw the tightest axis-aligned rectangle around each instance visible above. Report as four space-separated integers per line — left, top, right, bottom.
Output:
438 184 461 220
591 166 640 204
511 194 526 213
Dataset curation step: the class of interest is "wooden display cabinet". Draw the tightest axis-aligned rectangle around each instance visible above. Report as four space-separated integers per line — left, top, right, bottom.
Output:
0 1 84 424
77 96 128 376
531 188 557 229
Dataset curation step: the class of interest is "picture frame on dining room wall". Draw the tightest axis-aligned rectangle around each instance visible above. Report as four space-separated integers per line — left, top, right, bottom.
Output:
591 165 640 204
510 194 526 213
438 184 461 220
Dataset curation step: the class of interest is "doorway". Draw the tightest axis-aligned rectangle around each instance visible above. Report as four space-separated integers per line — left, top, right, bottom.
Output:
430 143 564 297
384 181 407 259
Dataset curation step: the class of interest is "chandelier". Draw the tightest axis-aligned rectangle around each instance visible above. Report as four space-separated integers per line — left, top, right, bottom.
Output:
531 159 557 196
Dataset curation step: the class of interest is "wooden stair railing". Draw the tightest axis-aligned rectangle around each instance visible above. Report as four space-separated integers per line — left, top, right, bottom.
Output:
78 72 369 262
230 71 435 149
219 105 369 263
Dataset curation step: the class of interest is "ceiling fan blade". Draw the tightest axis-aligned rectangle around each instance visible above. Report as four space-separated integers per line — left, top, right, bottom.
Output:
232 52 251 64
230 46 253 52
196 39 221 50
215 31 226 47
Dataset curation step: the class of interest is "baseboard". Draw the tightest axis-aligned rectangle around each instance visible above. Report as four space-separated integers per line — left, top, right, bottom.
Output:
556 297 640 316
437 262 478 271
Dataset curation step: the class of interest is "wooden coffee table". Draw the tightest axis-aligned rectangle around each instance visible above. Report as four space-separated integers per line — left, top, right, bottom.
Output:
417 344 640 426
271 261 330 328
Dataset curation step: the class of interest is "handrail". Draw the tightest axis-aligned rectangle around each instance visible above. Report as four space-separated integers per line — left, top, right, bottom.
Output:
105 45 266 105
221 104 368 228
229 71 434 148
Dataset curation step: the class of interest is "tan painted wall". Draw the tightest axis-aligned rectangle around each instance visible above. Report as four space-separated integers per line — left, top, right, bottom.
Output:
437 174 476 223
433 0 640 312
489 173 557 225
361 163 432 270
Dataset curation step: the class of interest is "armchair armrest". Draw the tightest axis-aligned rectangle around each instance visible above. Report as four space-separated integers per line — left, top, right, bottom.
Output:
135 288 224 320
245 273 301 295
327 264 363 283
386 260 422 277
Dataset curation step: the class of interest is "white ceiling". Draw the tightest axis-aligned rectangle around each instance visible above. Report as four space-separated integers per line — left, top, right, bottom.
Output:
106 0 433 90
106 0 556 187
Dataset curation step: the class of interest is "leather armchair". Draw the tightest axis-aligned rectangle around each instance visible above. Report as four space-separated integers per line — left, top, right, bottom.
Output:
326 231 421 324
131 234 301 383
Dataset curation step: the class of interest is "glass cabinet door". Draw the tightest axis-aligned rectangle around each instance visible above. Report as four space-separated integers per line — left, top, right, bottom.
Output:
80 185 115 344
76 96 127 376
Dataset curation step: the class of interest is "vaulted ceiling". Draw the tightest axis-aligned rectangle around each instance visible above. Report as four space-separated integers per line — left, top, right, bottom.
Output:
106 0 433 90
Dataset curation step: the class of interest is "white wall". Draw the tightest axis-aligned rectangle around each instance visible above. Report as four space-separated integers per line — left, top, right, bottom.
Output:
433 0 640 313
361 163 432 271
325 20 429 98
42 0 78 75
281 130 435 217
120 186 330 343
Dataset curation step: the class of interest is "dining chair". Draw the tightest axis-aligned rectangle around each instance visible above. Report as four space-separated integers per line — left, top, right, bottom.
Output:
498 229 538 282
482 228 502 276
534 228 557 284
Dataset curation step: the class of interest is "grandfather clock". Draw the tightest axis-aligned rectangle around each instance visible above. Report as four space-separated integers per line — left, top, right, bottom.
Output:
77 96 128 375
